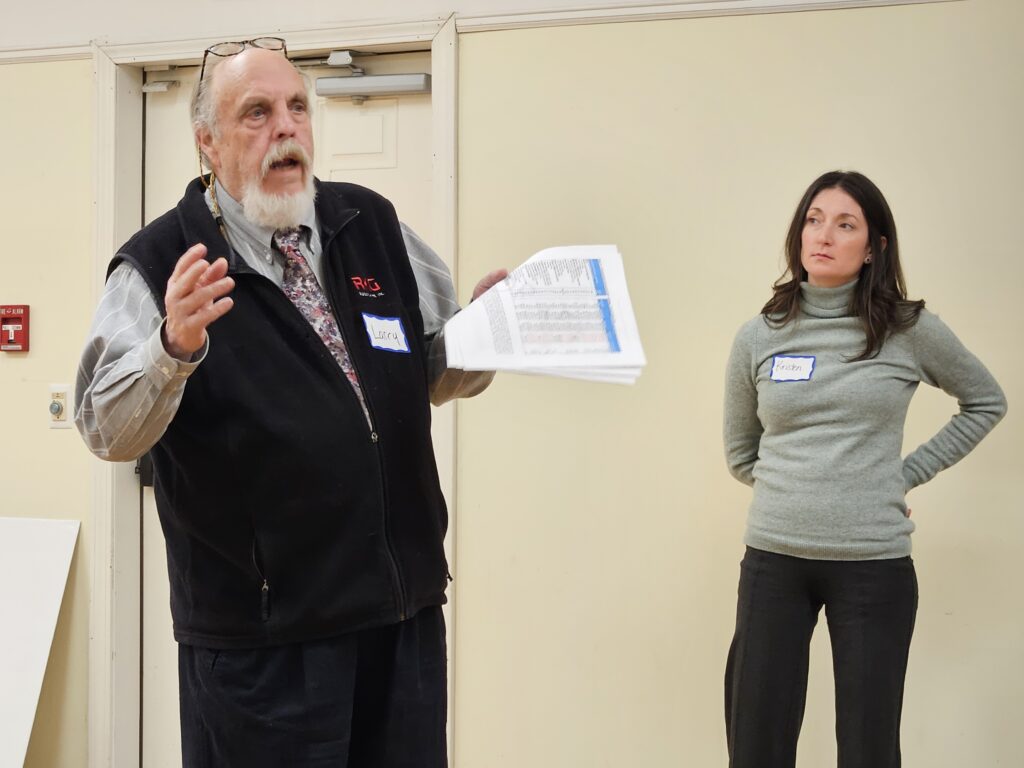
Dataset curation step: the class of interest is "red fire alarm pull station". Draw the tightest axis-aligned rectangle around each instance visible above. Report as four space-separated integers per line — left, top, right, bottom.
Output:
1 305 30 352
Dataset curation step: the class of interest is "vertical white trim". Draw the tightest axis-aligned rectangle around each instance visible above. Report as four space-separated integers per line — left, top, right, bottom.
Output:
432 15 460 268
431 14 460 764
89 46 143 768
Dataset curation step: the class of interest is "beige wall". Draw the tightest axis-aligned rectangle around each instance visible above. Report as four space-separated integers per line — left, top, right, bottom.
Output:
0 59 94 767
456 0 1022 765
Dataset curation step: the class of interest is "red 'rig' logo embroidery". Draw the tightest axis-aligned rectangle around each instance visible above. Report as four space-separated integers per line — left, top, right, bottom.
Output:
350 276 381 292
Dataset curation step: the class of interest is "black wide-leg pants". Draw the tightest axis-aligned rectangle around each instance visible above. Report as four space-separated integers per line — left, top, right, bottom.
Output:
725 547 918 768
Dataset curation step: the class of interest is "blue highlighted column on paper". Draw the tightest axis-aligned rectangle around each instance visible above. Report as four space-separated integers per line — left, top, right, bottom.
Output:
589 258 620 353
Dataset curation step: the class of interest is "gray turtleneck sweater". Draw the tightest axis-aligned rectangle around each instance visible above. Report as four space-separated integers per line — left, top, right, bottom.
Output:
724 280 1007 560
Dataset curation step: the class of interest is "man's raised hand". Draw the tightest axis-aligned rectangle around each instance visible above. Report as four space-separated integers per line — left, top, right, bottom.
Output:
163 244 235 360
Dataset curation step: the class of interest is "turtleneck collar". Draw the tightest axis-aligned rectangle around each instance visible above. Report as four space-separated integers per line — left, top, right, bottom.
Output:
799 279 858 318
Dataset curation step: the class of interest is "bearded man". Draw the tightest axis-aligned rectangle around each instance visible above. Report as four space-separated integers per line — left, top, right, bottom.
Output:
75 39 504 767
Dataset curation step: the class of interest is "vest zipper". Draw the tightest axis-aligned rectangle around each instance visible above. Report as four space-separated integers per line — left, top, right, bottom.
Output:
329 314 407 618
328 312 376 435
251 536 271 622
320 230 407 620
330 345 403 616
373 438 407 619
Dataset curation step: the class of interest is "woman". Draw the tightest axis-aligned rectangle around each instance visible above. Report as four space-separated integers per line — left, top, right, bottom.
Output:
722 170 1007 767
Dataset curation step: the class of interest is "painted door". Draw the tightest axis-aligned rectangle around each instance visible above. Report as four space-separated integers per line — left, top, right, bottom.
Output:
141 50 443 766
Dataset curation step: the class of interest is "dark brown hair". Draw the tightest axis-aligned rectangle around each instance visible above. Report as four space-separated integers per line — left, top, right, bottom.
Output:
762 170 925 361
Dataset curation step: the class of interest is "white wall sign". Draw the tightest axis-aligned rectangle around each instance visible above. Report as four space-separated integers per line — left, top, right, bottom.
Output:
0 517 80 768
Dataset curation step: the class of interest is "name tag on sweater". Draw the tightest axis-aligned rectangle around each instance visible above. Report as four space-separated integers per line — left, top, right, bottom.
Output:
362 313 410 353
770 355 815 382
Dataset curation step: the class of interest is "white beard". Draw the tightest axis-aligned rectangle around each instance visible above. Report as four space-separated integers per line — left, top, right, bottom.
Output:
240 172 316 230
239 138 317 230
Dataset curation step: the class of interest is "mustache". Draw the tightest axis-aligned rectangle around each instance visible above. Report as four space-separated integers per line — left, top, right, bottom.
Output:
260 139 312 179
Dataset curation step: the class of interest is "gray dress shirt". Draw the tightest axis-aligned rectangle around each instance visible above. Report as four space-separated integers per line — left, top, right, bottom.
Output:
75 182 492 461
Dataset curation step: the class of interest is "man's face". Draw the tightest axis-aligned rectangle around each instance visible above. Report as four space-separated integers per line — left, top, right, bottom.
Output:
198 47 314 203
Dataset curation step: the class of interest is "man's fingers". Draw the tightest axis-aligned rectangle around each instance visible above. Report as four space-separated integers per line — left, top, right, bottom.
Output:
482 268 509 287
167 257 213 303
205 296 235 323
195 257 229 289
180 255 224 291
169 257 230 305
471 268 509 302
171 276 235 318
169 244 208 283
188 296 235 330
164 289 235 359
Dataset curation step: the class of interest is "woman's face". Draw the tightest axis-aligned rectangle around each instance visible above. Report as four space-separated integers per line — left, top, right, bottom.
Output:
800 187 873 288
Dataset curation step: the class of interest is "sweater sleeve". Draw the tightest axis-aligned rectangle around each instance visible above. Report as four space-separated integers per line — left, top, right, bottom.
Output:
902 310 1008 491
723 318 763 487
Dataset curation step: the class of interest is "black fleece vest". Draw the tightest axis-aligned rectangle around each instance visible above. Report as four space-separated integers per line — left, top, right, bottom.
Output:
112 179 448 648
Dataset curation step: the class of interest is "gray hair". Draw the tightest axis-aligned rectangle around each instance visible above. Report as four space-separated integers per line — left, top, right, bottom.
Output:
191 55 223 170
191 52 313 171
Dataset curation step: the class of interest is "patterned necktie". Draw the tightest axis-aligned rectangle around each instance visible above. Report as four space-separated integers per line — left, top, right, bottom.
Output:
273 228 369 423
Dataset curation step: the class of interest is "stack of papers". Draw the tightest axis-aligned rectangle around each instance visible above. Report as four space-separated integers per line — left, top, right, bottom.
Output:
444 245 646 384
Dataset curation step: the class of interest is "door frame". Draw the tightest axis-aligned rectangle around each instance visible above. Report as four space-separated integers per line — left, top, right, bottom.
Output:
89 17 461 767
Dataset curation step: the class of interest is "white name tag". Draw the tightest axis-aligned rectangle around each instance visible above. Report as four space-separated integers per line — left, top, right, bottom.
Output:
770 355 816 382
362 313 410 354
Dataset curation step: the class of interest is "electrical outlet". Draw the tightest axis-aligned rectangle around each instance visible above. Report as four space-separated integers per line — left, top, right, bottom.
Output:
49 384 72 429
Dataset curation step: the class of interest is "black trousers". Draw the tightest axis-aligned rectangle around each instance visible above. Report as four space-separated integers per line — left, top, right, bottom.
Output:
178 606 447 768
725 547 918 768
